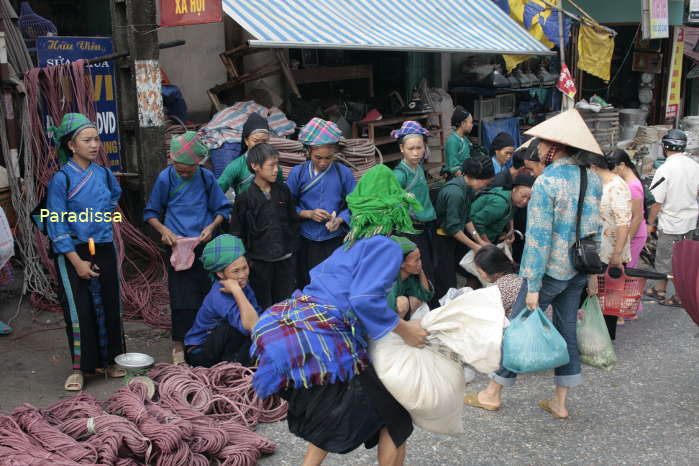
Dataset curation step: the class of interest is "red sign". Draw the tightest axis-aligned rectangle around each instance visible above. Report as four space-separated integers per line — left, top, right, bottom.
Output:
160 0 222 27
556 64 577 99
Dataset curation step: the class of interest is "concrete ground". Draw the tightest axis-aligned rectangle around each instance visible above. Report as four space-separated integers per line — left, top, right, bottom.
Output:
1 277 697 465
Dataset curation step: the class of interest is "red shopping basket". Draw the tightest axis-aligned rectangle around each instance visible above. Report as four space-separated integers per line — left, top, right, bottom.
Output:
597 271 645 318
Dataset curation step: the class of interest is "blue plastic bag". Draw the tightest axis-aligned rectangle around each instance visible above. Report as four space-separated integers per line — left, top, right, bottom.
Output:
502 307 570 373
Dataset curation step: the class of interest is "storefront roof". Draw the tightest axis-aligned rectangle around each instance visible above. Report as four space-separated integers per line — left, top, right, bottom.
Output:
222 0 553 55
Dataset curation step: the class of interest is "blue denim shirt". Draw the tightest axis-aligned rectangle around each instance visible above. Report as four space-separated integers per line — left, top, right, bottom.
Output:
520 157 602 292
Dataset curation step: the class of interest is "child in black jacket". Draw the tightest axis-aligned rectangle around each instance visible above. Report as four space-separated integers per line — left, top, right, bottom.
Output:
230 143 298 310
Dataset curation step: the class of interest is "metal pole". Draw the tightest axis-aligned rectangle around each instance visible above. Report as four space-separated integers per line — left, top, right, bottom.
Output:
558 0 573 110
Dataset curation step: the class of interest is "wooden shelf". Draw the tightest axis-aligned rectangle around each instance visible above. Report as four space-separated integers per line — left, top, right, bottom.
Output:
291 64 374 97
352 112 447 166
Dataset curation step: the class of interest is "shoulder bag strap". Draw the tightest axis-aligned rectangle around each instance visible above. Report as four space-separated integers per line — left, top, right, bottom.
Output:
576 166 587 241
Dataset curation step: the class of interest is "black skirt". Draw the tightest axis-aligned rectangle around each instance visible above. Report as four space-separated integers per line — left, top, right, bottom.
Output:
281 364 413 454
166 243 210 310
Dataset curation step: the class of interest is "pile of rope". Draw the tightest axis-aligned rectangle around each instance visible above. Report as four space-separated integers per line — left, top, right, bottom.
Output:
0 362 286 465
270 137 380 181
14 60 171 327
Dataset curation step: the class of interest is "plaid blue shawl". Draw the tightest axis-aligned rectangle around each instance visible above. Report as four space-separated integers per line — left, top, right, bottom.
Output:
250 292 368 398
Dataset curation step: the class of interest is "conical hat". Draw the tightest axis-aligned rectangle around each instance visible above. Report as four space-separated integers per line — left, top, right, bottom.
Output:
524 109 603 155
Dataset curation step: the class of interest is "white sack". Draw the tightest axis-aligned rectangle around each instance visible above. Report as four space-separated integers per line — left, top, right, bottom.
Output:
370 286 505 435
0 207 14 269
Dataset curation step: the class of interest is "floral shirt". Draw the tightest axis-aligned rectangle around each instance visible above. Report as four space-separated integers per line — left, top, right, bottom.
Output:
520 157 602 292
599 175 632 264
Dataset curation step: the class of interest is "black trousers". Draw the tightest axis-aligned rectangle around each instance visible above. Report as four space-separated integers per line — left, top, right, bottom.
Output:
55 242 124 372
166 244 211 341
397 227 434 285
432 234 468 306
512 206 528 265
604 315 618 341
185 323 251 368
297 236 344 289
249 256 296 311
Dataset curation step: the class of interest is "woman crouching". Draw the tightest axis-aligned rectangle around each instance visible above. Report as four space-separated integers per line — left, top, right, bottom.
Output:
250 165 428 466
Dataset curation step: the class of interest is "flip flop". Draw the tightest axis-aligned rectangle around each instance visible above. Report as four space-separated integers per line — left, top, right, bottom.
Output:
463 392 500 411
0 321 12 335
660 296 682 308
64 373 84 391
645 287 666 301
538 400 568 419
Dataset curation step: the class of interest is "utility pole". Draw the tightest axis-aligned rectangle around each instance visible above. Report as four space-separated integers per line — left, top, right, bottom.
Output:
558 0 573 110
110 0 165 219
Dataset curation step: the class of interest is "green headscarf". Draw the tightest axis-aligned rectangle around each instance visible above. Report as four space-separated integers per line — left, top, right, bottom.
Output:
170 131 209 165
390 236 417 256
48 113 98 164
345 165 422 246
200 234 246 277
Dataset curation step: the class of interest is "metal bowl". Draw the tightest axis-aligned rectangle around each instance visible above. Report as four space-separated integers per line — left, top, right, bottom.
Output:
115 352 155 370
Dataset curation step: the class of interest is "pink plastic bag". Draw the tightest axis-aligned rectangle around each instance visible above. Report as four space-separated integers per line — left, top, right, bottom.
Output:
170 236 200 271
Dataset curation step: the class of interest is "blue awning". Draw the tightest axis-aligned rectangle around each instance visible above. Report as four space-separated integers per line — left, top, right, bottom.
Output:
222 0 553 55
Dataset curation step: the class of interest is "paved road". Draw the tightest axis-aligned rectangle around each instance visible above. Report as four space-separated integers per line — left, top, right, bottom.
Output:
1 286 697 465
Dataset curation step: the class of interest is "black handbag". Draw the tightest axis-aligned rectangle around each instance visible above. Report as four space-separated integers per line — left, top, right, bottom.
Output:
572 166 606 275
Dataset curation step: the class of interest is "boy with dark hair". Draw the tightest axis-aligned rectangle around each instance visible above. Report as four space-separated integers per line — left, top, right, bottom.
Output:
489 147 531 190
230 143 298 310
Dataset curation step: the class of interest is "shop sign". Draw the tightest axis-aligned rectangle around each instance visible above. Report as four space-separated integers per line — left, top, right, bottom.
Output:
37 37 121 171
160 0 222 27
649 0 669 39
556 64 577 99
665 27 685 120
690 0 699 24
135 60 165 128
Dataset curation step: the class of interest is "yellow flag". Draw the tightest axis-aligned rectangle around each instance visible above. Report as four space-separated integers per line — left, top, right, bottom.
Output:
502 0 555 72
577 24 615 82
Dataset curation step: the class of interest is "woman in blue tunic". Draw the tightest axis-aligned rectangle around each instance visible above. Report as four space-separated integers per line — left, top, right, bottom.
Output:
46 113 124 391
250 165 428 466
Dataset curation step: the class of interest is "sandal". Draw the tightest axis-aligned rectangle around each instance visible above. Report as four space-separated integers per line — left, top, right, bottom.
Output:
64 372 84 391
660 296 682 308
645 287 666 301
538 400 568 419
464 392 500 411
96 365 127 378
172 349 186 365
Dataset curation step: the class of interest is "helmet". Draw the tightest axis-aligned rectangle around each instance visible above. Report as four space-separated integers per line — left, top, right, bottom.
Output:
661 129 687 152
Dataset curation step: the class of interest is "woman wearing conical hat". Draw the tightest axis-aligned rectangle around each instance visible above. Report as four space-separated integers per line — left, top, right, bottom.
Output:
464 109 604 419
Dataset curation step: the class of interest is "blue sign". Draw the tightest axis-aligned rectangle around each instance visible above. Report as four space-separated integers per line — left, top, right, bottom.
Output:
37 37 121 171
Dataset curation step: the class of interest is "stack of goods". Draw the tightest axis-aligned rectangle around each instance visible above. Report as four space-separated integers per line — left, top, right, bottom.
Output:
0 362 287 465
338 138 380 181
199 101 296 150
270 138 380 182
578 108 620 153
270 137 305 179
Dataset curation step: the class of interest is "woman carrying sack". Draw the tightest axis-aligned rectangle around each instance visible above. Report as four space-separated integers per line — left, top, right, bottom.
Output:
45 113 125 391
464 110 603 419
250 165 428 466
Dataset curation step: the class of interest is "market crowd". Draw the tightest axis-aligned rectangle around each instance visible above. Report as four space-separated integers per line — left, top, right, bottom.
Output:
39 106 699 465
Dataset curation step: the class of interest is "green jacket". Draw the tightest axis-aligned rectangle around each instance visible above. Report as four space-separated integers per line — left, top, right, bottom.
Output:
470 187 513 242
393 161 437 223
444 132 472 174
387 274 434 312
435 176 474 236
217 152 284 195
